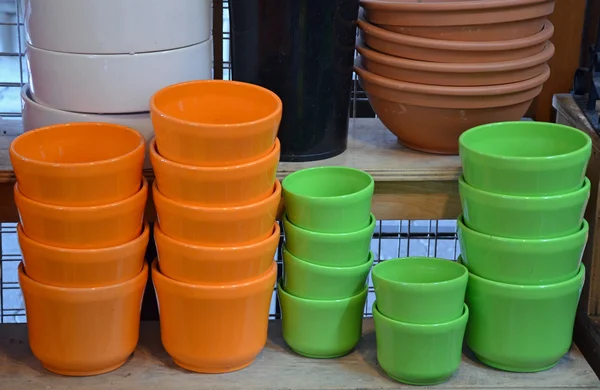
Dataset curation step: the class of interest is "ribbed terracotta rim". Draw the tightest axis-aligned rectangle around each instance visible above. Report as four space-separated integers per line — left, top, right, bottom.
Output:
354 61 550 96
358 14 554 51
360 0 550 11
356 40 555 73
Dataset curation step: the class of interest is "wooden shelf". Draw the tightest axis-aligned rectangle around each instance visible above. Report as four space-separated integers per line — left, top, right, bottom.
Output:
0 319 597 390
0 118 463 221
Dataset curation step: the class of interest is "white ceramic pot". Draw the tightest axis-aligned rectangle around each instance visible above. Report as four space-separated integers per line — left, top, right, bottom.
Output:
23 0 212 54
21 85 154 168
26 38 213 114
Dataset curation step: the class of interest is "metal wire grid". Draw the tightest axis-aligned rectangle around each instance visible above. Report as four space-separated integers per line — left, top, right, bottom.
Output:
0 0 460 323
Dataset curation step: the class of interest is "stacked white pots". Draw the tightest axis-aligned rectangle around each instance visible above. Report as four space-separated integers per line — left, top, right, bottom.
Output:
21 0 214 167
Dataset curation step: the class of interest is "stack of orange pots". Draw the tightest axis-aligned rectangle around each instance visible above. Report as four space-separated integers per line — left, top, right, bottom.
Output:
10 122 148 376
149 80 283 373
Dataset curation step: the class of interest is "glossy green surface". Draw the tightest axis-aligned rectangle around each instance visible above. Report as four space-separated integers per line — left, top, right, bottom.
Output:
372 257 467 324
278 281 367 358
282 247 373 300
283 212 375 267
458 215 587 285
459 175 590 239
460 121 591 196
465 265 585 372
373 302 468 386
282 166 374 233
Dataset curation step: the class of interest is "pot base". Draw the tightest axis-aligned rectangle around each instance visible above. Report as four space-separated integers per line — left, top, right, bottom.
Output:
43 358 128 377
289 346 354 359
173 358 255 374
475 354 560 373
398 138 459 155
385 371 453 386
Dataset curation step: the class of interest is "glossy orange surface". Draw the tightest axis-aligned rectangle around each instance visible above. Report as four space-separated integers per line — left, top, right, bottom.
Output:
150 80 282 166
152 259 276 373
153 179 281 246
18 222 149 287
150 137 280 206
10 122 145 207
19 262 148 376
15 178 147 249
155 222 279 284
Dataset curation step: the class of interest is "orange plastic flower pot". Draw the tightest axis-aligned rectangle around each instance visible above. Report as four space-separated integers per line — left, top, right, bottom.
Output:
155 222 279 284
153 179 281 246
19 262 148 376
150 137 280 206
10 122 145 207
18 222 149 288
15 178 147 249
150 80 282 166
152 259 277 373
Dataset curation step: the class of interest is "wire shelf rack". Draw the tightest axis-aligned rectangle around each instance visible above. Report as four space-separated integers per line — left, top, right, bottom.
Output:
0 0 460 323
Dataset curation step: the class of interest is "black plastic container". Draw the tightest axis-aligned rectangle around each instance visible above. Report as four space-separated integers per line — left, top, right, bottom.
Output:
229 0 360 162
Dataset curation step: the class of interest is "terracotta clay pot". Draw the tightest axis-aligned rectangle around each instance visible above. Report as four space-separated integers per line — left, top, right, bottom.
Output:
356 40 555 86
20 262 148 376
355 62 550 155
360 0 555 41
152 260 277 373
358 14 554 63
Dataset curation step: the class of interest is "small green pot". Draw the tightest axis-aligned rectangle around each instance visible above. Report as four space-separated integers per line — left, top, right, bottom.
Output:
372 257 467 324
283 247 373 300
459 175 590 239
466 264 585 373
458 214 587 285
282 166 374 233
459 121 592 196
278 280 367 359
283 212 375 267
373 301 468 386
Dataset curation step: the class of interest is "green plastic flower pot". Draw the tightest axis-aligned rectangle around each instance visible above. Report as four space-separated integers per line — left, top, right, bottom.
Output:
282 166 374 233
282 247 373 300
459 175 590 239
283 212 375 267
460 121 592 196
458 214 587 285
278 280 367 359
465 264 585 373
373 301 468 386
372 257 467 324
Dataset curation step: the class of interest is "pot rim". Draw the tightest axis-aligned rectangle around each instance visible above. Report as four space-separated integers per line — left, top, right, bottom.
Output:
18 221 150 255
150 137 280 172
360 0 551 12
152 258 277 290
356 39 555 73
458 174 591 202
150 79 283 129
14 177 148 212
283 212 376 238
354 61 550 96
358 13 554 51
283 245 374 272
154 221 280 253
152 178 281 213
457 214 588 244
373 301 469 329
372 257 468 287
277 279 368 304
18 260 148 293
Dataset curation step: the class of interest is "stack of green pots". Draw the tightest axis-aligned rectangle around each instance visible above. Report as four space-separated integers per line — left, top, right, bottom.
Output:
278 166 375 358
371 257 469 385
458 121 592 373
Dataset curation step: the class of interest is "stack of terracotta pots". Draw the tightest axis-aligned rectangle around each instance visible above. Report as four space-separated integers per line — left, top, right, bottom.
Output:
11 123 148 376
355 0 556 154
149 80 283 373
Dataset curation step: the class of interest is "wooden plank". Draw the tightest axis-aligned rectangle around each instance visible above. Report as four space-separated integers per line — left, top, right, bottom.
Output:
0 319 597 390
0 118 462 222
534 0 587 122
553 94 600 316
